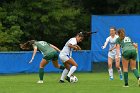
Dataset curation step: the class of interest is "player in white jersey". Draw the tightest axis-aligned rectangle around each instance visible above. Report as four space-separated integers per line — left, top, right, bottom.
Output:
102 27 123 80
59 33 84 83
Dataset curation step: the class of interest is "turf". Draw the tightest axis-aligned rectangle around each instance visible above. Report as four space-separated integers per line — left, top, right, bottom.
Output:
0 72 139 93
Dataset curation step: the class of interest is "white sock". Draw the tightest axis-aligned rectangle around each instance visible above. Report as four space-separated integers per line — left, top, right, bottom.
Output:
108 68 113 78
60 68 68 81
118 68 122 75
67 66 77 77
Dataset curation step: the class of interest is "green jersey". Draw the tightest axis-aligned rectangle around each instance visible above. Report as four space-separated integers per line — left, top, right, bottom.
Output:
116 37 136 53
33 41 56 56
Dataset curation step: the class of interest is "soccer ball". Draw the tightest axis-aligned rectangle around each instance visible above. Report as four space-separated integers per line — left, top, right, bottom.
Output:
70 75 78 83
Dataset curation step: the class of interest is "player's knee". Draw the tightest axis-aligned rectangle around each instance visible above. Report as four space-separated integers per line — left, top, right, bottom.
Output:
54 64 59 68
40 63 45 68
40 65 44 68
116 65 120 69
108 64 112 68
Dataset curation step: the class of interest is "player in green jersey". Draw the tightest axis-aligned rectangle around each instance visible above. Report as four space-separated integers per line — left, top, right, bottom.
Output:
116 29 140 87
20 40 65 83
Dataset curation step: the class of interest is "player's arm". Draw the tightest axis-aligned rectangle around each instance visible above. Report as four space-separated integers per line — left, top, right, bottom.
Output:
116 44 120 58
74 45 81 50
29 45 37 63
50 44 61 52
115 38 121 58
68 44 79 50
133 43 138 49
102 37 109 49
109 44 116 51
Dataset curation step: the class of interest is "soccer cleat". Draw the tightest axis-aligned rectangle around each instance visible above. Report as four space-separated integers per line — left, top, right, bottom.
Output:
109 77 114 80
123 83 129 87
123 85 129 88
59 80 65 83
65 76 70 82
119 74 123 80
37 80 43 84
138 78 140 87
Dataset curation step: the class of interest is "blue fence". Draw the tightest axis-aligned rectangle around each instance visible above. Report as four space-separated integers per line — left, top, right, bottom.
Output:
91 15 140 62
0 51 92 74
1 15 140 74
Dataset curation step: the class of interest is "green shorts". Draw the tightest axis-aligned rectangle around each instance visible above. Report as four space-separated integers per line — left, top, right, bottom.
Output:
122 49 137 60
43 51 58 61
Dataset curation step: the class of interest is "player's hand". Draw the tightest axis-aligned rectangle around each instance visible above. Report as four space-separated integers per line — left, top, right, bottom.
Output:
74 46 79 51
101 46 105 49
29 58 34 64
74 46 81 51
133 43 138 49
109 49 113 51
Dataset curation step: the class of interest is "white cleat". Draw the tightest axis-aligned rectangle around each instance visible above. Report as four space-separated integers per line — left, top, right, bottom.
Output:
37 80 43 84
123 85 129 88
109 77 114 80
120 75 123 80
138 78 140 87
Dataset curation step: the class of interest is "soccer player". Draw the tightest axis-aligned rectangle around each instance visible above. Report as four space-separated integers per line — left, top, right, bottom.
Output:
116 29 140 87
20 40 65 83
59 33 84 83
102 27 123 80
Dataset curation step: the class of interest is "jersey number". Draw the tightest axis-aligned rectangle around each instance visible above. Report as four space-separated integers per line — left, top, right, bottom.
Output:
124 37 131 43
39 41 47 46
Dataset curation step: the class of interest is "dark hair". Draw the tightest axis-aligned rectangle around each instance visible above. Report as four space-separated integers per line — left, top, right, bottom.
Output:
117 29 125 35
110 27 116 31
76 33 84 37
20 40 36 50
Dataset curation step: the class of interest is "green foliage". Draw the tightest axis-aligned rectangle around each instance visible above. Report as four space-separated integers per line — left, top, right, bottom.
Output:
0 0 140 51
0 26 23 51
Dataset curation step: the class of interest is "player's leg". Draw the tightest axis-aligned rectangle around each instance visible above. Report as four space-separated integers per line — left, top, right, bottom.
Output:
59 54 70 83
37 59 49 83
130 59 140 86
115 56 123 80
65 58 78 82
122 57 129 87
130 59 139 79
52 60 65 70
130 50 140 86
59 63 70 83
52 52 65 70
108 56 113 80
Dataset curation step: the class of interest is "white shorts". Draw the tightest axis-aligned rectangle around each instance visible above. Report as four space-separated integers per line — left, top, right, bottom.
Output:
108 51 121 59
59 54 71 63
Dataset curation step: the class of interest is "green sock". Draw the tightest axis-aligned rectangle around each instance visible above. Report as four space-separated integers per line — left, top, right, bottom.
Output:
124 72 128 86
132 69 139 79
60 65 65 70
39 68 44 80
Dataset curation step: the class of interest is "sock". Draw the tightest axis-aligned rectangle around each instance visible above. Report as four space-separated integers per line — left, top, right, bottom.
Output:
59 65 65 70
60 68 68 81
39 68 44 80
118 68 122 75
108 68 113 78
67 66 77 77
124 72 128 86
132 69 140 79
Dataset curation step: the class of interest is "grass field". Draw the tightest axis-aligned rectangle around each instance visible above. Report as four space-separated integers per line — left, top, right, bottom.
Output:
0 72 140 93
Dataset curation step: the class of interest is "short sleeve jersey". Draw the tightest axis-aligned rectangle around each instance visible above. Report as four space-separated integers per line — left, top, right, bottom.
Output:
106 35 119 52
60 37 77 57
115 37 135 53
33 41 56 56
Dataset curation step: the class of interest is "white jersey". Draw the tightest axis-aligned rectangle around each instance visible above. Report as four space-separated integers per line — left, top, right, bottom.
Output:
60 37 77 57
102 35 121 59
105 35 119 52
